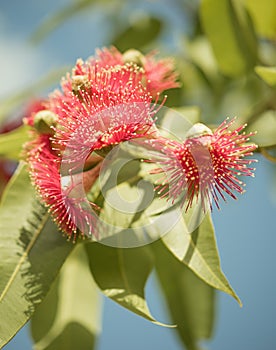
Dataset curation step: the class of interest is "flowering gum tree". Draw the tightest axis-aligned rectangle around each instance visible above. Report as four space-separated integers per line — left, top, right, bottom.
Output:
0 45 259 350
23 47 257 242
1 0 276 348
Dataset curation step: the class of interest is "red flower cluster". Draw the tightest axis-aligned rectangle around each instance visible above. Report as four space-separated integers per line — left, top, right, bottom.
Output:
24 47 178 240
24 46 257 241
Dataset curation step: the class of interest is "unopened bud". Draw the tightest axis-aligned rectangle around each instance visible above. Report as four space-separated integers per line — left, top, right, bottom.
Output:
123 49 146 67
34 110 57 135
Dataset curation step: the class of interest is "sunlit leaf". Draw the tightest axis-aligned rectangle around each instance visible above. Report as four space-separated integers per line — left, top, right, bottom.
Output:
0 125 29 160
200 0 258 76
89 148 172 247
243 0 276 39
87 143 239 303
153 240 215 350
0 163 74 349
31 244 102 350
111 17 162 51
85 242 172 326
255 66 276 87
96 177 176 248
161 212 241 305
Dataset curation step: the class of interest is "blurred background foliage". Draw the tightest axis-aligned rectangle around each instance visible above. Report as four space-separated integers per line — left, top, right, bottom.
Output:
0 0 276 349
1 0 276 152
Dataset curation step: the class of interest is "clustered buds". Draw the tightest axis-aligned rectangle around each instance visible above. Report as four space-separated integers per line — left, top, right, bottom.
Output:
23 46 257 240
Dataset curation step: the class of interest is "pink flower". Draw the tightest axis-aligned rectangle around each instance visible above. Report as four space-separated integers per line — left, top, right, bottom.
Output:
49 63 157 163
142 51 179 97
26 134 100 241
148 118 257 211
25 47 176 239
67 46 179 98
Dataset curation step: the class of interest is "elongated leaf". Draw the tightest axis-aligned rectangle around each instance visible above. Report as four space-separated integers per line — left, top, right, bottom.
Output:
244 0 276 39
200 0 258 76
255 66 276 87
85 242 172 326
161 213 241 305
31 244 102 350
111 17 162 51
0 125 29 160
153 240 215 350
0 163 74 349
90 144 239 303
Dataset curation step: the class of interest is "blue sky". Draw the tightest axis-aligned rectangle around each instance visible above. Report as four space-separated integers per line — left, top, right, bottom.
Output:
1 1 276 349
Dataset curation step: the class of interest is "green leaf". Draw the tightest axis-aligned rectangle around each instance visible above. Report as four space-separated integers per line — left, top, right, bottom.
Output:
96 178 175 248
89 149 172 247
255 66 276 87
0 163 74 349
200 0 258 77
153 240 215 350
89 144 239 303
244 0 276 39
111 17 162 51
31 244 102 350
161 212 241 305
0 125 29 160
85 242 172 326
247 110 276 147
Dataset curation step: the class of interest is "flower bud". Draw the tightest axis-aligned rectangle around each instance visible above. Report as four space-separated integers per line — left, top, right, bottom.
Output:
33 110 57 135
123 49 146 67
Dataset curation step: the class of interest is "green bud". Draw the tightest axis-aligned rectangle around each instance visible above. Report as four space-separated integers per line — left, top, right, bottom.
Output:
34 110 57 135
123 49 146 67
